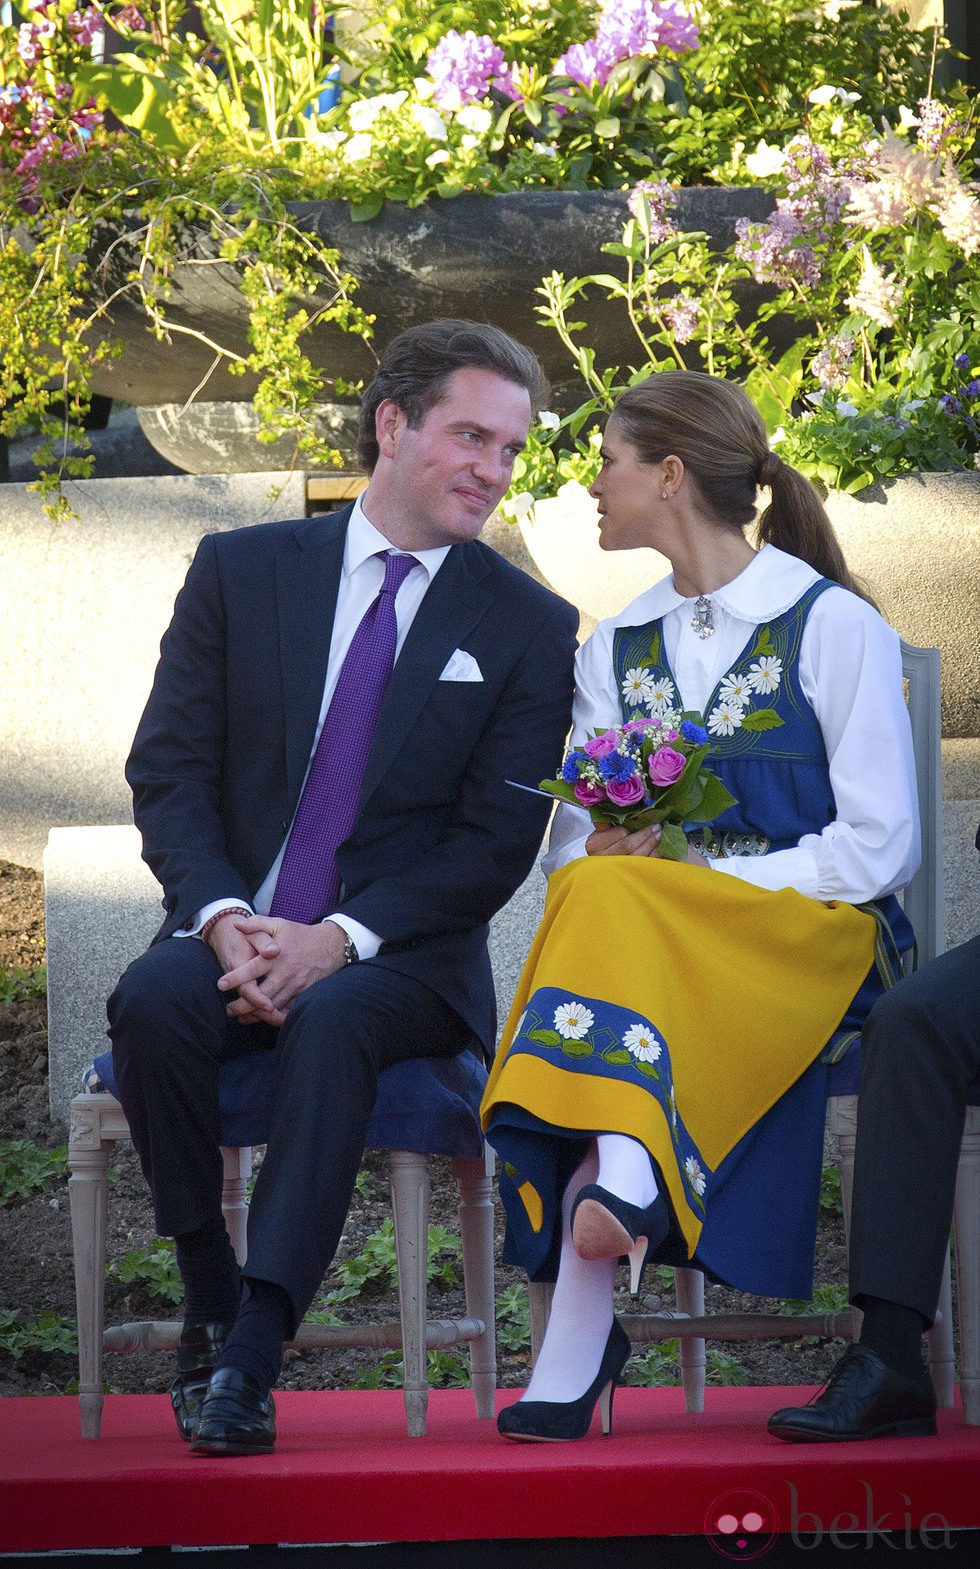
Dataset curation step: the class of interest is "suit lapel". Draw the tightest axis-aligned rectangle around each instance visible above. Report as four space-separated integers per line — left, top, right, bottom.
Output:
276 508 350 804
359 542 493 806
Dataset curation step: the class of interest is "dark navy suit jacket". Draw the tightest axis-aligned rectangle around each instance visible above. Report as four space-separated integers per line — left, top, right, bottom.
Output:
125 505 578 1054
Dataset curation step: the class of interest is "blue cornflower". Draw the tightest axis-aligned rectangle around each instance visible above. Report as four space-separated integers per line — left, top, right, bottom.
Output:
941 395 962 414
680 719 709 745
955 353 971 370
599 750 637 783
964 380 980 398
561 751 586 782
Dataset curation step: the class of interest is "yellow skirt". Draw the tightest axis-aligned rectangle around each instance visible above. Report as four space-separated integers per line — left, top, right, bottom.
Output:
481 856 876 1288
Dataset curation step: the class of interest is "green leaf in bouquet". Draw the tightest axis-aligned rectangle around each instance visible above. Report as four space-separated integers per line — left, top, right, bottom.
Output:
658 822 690 861
617 804 664 832
538 778 577 803
686 771 738 824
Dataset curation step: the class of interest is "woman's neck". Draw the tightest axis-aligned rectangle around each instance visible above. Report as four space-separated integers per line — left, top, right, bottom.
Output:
669 531 758 600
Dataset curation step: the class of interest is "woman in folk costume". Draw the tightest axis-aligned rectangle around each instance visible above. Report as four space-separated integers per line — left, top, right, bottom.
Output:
482 370 919 1442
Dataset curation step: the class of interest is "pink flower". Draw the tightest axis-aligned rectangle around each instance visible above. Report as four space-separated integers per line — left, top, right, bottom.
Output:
68 9 103 47
648 745 686 787
574 780 607 807
606 774 646 807
583 729 618 759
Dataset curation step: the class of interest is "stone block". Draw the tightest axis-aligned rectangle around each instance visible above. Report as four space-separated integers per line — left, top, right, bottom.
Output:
0 472 307 870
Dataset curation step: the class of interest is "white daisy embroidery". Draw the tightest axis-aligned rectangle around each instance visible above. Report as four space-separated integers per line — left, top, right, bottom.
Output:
621 667 656 708
718 671 754 706
707 699 745 737
684 1156 707 1196
646 676 676 712
747 656 783 694
623 1023 662 1063
554 1001 595 1040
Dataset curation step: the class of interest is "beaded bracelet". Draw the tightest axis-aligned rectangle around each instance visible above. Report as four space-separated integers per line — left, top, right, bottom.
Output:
200 906 252 946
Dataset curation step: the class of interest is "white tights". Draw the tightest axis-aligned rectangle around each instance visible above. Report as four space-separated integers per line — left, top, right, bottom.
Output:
520 1134 658 1405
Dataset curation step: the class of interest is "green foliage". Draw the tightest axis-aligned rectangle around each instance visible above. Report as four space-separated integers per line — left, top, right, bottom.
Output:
325 1219 462 1305
109 1239 183 1305
495 1284 532 1355
819 1161 843 1220
0 1140 67 1205
623 1338 749 1387
0 967 47 1005
0 1309 77 1362
777 1281 850 1317
349 1348 470 1389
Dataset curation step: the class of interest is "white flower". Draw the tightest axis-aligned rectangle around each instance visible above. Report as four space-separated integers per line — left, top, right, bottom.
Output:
896 105 920 133
413 103 447 140
622 666 656 708
623 1023 662 1063
647 676 676 712
425 149 452 169
348 91 407 131
532 141 558 157
807 84 859 106
414 76 435 101
974 452 980 471
718 672 753 707
456 104 493 135
554 1001 594 1040
343 133 375 163
500 489 534 521
707 700 744 737
684 1156 707 1196
538 409 560 431
835 399 859 417
744 140 786 179
846 246 903 328
747 656 783 693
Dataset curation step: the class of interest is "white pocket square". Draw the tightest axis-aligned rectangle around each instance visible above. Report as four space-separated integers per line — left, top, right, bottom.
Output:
439 649 484 683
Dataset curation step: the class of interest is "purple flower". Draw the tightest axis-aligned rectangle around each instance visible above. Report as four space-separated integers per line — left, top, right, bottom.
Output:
955 353 971 370
628 179 676 243
426 30 509 109
68 9 103 47
584 729 619 759
648 745 686 787
680 720 708 744
606 773 646 807
574 779 607 807
554 41 615 90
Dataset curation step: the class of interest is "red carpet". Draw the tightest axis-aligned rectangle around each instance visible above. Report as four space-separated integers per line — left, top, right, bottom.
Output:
1 1386 978 1555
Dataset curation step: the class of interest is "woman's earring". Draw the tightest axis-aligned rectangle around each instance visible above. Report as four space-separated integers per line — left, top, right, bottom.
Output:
660 490 669 501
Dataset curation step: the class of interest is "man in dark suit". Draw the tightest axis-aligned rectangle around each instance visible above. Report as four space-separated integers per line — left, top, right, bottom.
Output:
769 824 980 1441
108 319 578 1456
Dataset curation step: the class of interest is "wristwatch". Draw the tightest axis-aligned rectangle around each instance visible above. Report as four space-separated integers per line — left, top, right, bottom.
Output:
343 933 359 966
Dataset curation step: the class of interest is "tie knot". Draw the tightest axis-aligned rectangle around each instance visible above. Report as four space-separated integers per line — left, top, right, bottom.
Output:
379 550 417 596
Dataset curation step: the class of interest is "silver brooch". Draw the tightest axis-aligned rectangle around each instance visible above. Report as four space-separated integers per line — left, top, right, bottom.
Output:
691 595 715 638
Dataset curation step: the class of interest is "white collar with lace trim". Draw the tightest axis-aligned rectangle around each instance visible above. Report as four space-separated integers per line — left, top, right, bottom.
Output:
605 545 826 631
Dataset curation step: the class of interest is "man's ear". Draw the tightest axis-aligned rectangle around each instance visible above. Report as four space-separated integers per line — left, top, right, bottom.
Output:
375 398 403 459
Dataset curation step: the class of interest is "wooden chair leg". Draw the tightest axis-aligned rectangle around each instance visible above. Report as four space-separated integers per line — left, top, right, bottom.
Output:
68 1103 114 1439
926 1248 956 1408
453 1147 497 1419
674 1267 706 1413
389 1148 430 1437
954 1106 980 1424
829 1094 864 1344
220 1146 252 1266
528 1280 553 1365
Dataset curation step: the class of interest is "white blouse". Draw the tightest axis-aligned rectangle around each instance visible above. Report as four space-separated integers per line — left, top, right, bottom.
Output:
543 544 921 903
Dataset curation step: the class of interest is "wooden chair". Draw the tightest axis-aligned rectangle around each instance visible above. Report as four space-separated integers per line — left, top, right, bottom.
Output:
531 640 979 1421
69 1045 496 1440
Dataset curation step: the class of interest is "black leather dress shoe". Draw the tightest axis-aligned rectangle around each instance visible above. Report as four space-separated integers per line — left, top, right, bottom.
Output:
768 1344 937 1442
170 1323 229 1443
190 1367 277 1456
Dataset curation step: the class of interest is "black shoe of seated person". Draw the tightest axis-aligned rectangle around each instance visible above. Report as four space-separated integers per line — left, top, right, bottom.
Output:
190 1367 277 1456
170 1322 231 1443
767 1344 937 1443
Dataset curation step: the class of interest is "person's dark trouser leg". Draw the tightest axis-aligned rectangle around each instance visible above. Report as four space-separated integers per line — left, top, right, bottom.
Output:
219 962 471 1389
849 935 980 1327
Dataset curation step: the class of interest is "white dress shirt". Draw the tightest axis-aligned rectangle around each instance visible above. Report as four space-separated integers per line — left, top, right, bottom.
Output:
543 544 921 903
182 497 450 956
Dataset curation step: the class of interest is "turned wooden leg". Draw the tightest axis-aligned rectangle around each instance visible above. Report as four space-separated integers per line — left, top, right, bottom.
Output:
68 1098 118 1439
954 1106 980 1424
390 1149 430 1436
220 1146 252 1265
454 1146 497 1419
674 1267 706 1414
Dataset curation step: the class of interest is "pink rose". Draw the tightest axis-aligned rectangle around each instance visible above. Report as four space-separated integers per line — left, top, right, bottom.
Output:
583 729 618 759
605 774 645 807
574 780 606 807
648 745 686 787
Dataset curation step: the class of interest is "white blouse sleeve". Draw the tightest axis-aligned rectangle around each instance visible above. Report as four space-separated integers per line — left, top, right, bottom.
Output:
541 621 618 875
711 588 921 901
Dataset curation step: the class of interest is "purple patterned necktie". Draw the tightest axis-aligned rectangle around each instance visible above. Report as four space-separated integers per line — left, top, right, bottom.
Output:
270 550 418 923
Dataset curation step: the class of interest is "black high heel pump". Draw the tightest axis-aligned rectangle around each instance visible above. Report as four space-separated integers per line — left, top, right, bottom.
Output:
496 1317 631 1442
571 1184 670 1295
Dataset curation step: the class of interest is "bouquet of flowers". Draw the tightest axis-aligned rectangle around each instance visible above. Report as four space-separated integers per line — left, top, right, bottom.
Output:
541 711 736 860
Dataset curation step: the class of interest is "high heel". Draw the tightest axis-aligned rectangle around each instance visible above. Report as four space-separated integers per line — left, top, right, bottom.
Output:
497 1318 631 1442
570 1184 670 1296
